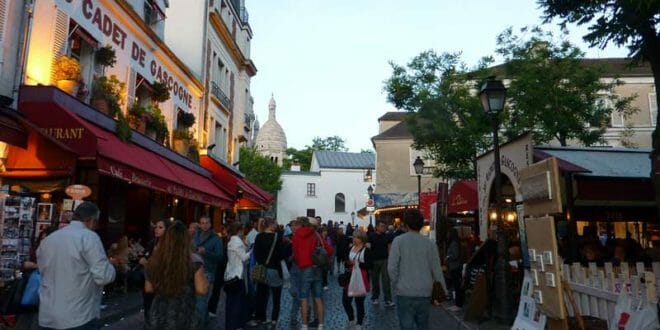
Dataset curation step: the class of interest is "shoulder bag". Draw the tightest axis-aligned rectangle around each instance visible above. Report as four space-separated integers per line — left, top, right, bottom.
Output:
251 233 277 284
312 233 330 267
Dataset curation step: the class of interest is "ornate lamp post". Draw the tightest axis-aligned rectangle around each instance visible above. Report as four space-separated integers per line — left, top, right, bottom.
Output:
367 185 374 227
413 156 425 209
480 77 511 322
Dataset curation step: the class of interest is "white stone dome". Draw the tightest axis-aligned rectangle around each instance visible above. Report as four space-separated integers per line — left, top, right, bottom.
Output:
255 95 287 163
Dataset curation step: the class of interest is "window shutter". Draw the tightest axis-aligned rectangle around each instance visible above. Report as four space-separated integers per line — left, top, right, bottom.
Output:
126 67 137 107
50 9 70 83
650 93 658 127
0 0 7 43
0 0 7 63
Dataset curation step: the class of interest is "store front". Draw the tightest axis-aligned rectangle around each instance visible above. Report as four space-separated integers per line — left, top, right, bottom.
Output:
7 86 233 245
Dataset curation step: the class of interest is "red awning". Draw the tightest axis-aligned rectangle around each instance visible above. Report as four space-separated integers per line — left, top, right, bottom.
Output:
0 109 28 148
18 87 232 208
0 110 77 179
448 180 478 214
200 154 269 208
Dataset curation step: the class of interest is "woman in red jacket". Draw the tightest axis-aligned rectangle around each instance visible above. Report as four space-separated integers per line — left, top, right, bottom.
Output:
292 217 333 330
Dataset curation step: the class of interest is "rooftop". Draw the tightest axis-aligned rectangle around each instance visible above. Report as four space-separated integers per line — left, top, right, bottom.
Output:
378 112 409 122
314 151 375 169
535 145 651 178
371 121 413 140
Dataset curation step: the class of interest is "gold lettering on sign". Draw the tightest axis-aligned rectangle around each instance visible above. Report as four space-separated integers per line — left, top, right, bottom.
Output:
42 127 85 140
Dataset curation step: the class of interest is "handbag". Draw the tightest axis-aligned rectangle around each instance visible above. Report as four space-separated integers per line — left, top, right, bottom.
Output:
20 270 40 306
338 271 351 287
251 233 277 284
347 248 368 297
312 233 330 267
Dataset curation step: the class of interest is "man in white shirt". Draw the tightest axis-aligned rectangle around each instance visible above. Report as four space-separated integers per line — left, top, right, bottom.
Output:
37 202 116 330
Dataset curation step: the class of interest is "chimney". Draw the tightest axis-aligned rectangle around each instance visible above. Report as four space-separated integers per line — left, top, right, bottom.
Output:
290 164 301 172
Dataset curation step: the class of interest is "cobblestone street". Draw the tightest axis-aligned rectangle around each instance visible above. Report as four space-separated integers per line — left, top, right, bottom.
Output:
103 273 478 330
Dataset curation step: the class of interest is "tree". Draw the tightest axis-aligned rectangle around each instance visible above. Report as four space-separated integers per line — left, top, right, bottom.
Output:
496 27 637 146
538 0 660 153
311 136 348 152
239 146 283 193
282 136 348 171
384 51 494 179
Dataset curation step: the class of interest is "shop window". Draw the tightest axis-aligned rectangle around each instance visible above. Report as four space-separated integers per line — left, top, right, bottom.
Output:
306 183 316 197
335 193 345 213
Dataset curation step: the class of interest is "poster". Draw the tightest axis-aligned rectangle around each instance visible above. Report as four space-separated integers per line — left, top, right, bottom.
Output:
517 204 530 268
0 196 36 280
512 271 547 330
37 203 53 222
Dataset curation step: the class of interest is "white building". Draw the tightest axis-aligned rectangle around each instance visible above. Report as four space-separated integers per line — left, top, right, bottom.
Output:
276 151 375 225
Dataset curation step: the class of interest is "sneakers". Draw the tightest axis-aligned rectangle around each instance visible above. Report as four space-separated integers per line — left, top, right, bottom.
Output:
208 312 217 318
371 299 379 305
318 325 324 330
346 320 356 329
323 286 329 291
385 300 396 307
354 325 362 330
245 320 259 327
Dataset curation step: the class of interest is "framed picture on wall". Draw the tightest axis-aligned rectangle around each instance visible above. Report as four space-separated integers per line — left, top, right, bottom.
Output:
37 203 53 222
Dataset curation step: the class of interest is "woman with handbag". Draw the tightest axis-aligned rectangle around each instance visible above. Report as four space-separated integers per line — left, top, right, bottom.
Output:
224 222 251 330
341 230 372 330
139 219 170 323
253 217 285 326
144 221 209 329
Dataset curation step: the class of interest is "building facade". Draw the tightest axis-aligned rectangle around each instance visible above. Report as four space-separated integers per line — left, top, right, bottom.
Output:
277 151 375 225
165 0 257 163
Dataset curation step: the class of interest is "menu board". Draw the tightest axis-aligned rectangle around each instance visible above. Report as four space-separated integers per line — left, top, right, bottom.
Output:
0 196 36 280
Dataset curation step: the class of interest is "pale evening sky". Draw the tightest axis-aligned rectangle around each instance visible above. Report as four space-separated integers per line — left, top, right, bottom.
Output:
248 0 628 152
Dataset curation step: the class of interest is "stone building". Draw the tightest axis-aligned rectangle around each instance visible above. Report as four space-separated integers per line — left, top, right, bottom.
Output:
255 95 287 166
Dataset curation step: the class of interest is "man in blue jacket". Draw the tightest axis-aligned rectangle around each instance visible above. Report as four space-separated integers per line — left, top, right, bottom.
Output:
193 216 224 321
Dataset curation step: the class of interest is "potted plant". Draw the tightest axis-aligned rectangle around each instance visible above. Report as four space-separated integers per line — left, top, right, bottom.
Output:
177 111 196 128
187 138 200 163
127 103 149 133
151 81 170 103
95 44 117 71
52 56 81 95
145 105 168 143
171 127 193 154
91 75 125 116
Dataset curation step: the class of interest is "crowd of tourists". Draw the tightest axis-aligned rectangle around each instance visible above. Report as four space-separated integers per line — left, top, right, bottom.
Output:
18 201 449 330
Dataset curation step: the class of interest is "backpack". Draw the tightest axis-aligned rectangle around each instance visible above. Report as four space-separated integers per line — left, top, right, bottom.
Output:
311 233 330 267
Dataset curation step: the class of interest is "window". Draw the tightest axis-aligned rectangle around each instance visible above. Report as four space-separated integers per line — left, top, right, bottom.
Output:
144 2 156 25
335 193 345 213
306 209 315 217
650 93 657 127
597 96 623 128
306 183 316 197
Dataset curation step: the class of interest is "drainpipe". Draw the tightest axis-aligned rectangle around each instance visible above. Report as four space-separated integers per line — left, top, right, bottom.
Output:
12 0 35 109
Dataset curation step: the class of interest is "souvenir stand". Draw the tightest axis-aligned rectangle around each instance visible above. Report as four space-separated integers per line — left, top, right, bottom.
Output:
0 196 39 281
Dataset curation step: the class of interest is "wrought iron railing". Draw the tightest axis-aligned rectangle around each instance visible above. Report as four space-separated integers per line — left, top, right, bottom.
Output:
211 81 232 110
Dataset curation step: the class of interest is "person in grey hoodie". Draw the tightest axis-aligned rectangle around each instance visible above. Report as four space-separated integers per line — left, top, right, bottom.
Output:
388 209 447 330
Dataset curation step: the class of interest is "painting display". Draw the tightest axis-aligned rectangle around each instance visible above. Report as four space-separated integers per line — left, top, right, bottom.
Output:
0 196 37 280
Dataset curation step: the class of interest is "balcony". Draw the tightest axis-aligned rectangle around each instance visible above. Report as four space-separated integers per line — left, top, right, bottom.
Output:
211 81 232 111
240 6 249 24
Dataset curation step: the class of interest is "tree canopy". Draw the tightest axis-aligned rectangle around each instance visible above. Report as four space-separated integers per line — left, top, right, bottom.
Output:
283 136 348 171
239 146 283 193
538 0 660 150
384 27 637 180
384 51 493 179
496 27 636 146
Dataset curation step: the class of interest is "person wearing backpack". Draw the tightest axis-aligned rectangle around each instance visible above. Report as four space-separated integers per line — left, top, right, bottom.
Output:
292 217 334 330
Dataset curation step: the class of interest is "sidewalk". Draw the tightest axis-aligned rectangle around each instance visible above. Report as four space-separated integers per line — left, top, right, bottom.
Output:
99 289 143 325
438 301 511 330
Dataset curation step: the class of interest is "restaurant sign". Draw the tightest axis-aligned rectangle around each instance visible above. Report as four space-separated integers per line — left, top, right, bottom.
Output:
97 158 223 207
57 0 196 111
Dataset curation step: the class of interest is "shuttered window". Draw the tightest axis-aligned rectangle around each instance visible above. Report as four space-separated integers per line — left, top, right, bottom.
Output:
50 10 69 83
0 0 7 63
650 93 657 127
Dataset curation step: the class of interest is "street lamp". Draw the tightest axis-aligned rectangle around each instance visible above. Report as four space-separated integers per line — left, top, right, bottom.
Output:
351 211 356 226
413 156 425 209
367 185 374 227
480 77 511 322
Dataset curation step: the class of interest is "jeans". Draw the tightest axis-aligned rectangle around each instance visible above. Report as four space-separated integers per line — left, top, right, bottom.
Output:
371 259 392 301
342 289 366 325
396 296 431 330
196 272 215 323
289 265 301 321
298 267 322 299
41 318 99 330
